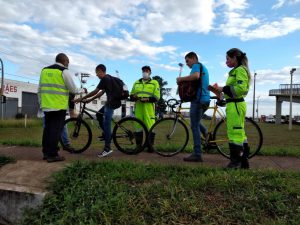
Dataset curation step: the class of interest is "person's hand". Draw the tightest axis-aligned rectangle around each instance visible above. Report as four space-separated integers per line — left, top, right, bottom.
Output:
208 84 222 99
73 97 82 103
82 98 92 103
140 97 149 102
130 94 138 101
176 77 182 84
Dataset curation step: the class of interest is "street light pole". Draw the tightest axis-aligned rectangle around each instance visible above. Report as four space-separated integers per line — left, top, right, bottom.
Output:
0 58 4 120
289 68 296 130
252 72 257 120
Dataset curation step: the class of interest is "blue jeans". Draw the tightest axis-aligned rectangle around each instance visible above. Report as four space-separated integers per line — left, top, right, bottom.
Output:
61 125 70 146
190 101 209 156
97 106 114 150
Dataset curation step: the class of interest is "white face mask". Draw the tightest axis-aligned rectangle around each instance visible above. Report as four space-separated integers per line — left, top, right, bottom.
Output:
142 72 150 79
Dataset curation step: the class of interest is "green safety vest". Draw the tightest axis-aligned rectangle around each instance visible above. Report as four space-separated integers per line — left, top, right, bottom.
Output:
40 64 69 110
130 78 160 100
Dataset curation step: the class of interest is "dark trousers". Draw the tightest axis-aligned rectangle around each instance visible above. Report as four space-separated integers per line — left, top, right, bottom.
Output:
42 110 66 157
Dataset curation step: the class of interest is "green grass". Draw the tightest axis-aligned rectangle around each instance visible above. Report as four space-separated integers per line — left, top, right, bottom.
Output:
19 160 300 225
0 119 299 156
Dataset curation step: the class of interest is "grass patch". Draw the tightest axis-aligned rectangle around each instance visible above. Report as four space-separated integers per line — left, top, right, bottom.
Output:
20 160 300 225
0 119 299 157
0 155 15 167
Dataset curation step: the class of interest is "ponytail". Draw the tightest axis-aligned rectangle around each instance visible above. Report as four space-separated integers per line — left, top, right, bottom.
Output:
227 48 251 82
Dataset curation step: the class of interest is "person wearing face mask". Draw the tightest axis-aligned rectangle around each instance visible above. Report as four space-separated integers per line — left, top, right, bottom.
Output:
130 66 160 152
214 48 251 169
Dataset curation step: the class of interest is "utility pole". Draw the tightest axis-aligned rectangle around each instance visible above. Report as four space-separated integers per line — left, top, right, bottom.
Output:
252 72 257 120
0 58 4 120
75 73 90 111
256 96 260 121
289 68 296 130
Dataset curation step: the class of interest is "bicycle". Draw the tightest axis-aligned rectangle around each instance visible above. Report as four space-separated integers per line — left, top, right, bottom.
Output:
148 97 263 158
60 101 148 154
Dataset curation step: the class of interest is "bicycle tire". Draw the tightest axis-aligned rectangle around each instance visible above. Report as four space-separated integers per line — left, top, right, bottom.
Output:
60 118 92 153
148 118 189 157
213 117 263 159
112 117 148 155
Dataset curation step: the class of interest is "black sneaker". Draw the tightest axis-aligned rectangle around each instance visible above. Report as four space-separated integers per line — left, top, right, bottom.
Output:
183 154 203 162
47 155 65 163
63 144 75 153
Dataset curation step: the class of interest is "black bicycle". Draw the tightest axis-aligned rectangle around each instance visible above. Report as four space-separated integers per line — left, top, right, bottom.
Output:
60 102 148 154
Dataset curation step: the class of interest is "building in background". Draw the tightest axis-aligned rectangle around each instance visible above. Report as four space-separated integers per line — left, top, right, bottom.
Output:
0 79 134 119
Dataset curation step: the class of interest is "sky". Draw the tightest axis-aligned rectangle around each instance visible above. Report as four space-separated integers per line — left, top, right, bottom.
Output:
0 0 300 117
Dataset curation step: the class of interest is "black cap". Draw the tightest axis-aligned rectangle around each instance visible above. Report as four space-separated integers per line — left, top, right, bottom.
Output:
142 65 151 72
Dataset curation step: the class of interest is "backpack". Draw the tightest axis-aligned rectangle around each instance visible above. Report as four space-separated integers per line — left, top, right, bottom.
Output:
109 75 129 100
178 63 203 102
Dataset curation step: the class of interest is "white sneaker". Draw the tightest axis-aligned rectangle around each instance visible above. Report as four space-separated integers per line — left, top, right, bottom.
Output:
97 149 113 158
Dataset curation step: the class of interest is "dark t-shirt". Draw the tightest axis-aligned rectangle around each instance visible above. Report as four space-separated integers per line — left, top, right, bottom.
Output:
97 74 121 109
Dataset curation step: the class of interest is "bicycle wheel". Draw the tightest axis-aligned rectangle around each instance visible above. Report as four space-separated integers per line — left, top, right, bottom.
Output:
213 117 263 159
112 117 148 155
149 118 189 157
61 118 92 153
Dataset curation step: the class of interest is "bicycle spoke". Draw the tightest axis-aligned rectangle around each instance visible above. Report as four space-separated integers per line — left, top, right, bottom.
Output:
150 118 189 157
113 117 148 155
61 118 92 153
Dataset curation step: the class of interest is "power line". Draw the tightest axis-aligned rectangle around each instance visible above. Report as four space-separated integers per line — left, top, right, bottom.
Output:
4 72 39 82
0 48 51 65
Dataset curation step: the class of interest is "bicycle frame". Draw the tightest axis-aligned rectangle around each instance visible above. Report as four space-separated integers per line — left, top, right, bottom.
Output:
167 99 228 147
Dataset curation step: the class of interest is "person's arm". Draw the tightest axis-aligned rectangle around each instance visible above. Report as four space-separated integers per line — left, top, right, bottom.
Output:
83 90 105 103
62 69 85 94
222 67 249 98
73 88 100 103
177 71 199 83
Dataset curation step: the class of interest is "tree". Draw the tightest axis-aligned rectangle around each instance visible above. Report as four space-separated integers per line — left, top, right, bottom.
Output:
152 75 171 117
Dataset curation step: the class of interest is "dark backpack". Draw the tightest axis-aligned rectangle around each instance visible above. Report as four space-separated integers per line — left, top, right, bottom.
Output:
178 63 203 102
109 75 129 100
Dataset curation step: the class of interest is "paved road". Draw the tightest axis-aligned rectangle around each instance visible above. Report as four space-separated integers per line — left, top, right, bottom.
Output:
1 145 300 192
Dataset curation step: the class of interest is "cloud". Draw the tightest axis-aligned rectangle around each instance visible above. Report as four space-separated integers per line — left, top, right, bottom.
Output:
272 0 286 9
216 0 300 41
272 0 300 9
254 67 300 86
134 0 215 42
241 17 300 41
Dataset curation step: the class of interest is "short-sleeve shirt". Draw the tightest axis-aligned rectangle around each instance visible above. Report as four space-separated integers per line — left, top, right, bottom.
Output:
190 63 210 103
96 74 121 109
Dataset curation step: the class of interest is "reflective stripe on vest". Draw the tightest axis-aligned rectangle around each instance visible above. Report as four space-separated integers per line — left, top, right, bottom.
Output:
40 68 69 109
132 81 159 100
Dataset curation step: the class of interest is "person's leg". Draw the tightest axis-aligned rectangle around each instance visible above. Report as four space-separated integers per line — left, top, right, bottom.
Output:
98 106 114 157
61 125 70 146
96 106 105 130
184 102 202 162
44 110 66 161
144 103 156 152
226 102 247 168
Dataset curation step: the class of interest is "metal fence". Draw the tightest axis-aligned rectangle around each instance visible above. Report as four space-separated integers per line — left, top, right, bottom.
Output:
269 84 300 96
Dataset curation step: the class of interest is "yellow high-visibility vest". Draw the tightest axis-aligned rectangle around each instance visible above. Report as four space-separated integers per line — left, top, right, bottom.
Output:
40 64 69 110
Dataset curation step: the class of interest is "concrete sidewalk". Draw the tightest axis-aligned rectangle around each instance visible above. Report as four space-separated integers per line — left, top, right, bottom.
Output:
1 145 300 224
1 145 300 191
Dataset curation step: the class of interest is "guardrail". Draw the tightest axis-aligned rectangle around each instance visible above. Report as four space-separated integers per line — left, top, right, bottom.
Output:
269 88 300 96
